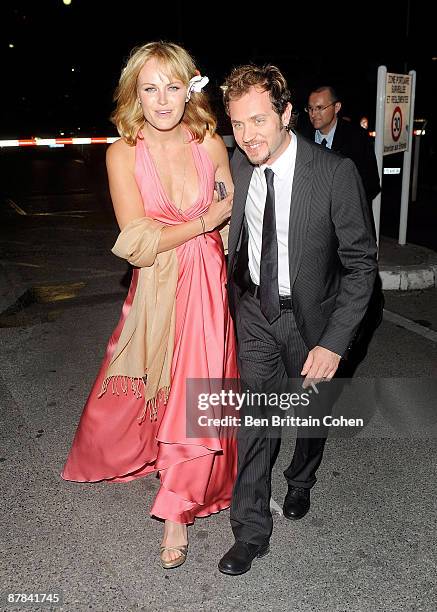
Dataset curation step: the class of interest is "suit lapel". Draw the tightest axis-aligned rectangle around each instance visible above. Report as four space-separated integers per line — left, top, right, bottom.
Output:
288 135 313 291
331 119 343 153
228 151 254 261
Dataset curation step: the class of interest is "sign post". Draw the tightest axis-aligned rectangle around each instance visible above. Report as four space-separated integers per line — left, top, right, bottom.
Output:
374 67 416 246
398 70 416 245
373 66 387 247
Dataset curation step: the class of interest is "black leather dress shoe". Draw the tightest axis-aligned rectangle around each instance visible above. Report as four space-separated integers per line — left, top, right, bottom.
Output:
283 486 310 520
218 540 270 575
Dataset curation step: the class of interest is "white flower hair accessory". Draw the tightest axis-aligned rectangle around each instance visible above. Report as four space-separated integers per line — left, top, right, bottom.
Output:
185 75 209 102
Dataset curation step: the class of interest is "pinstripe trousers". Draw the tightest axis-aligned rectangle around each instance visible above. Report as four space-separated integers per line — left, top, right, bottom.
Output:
231 290 330 545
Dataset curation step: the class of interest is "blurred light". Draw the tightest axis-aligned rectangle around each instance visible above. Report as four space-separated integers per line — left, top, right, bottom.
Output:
71 68 75 72
432 57 437 61
9 43 14 48
60 132 65 136
63 0 72 5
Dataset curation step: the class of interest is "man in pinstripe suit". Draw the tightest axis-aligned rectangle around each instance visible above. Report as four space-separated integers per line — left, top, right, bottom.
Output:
218 65 378 576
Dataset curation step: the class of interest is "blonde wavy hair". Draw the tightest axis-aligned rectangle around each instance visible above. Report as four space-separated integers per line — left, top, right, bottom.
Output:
111 41 217 145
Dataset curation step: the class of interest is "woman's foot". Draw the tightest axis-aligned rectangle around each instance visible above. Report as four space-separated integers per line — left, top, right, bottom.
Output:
160 520 188 569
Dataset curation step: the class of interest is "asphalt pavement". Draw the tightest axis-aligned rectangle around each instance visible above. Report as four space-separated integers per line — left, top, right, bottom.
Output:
1 146 436 611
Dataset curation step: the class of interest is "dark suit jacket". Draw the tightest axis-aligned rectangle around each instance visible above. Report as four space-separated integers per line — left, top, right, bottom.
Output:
227 134 378 358
301 118 381 203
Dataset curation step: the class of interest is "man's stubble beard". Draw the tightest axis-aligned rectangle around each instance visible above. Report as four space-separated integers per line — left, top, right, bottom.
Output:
246 146 272 166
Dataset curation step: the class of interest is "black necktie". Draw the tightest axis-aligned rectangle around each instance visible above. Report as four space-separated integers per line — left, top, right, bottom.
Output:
259 168 280 323
320 138 327 147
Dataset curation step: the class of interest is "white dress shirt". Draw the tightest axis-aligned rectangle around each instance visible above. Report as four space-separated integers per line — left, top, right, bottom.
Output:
245 133 297 295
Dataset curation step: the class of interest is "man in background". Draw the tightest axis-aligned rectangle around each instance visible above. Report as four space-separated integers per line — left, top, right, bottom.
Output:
303 85 381 211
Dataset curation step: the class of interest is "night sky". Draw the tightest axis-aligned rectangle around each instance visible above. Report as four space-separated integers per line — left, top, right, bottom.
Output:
1 0 435 138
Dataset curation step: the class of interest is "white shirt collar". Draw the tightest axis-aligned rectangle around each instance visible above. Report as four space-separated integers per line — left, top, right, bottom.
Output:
259 132 295 180
316 120 337 147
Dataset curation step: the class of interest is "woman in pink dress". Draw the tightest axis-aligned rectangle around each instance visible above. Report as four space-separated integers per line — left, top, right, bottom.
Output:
61 42 238 569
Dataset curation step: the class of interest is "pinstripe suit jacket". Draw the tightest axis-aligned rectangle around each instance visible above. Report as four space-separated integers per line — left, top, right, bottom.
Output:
227 134 378 358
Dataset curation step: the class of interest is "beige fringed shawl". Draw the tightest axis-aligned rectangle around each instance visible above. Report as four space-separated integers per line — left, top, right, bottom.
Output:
98 217 178 423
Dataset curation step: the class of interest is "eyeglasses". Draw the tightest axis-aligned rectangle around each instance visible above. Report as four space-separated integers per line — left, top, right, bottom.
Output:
304 101 337 114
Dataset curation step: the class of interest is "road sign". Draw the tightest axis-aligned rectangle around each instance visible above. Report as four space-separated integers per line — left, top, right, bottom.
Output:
391 106 402 142
384 73 412 155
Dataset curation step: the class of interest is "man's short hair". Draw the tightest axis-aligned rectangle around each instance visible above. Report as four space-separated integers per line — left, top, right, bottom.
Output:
222 64 291 118
310 85 340 103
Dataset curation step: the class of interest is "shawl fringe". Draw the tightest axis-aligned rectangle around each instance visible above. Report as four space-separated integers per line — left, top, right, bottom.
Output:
98 375 170 423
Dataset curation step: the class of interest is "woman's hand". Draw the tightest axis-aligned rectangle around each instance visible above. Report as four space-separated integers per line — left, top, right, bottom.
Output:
203 193 233 232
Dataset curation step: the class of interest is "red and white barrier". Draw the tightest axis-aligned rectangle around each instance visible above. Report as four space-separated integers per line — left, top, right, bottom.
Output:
0 137 119 148
0 131 425 148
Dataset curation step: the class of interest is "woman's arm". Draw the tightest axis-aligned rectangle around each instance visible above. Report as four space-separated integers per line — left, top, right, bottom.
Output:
202 133 234 253
106 139 145 230
202 132 234 198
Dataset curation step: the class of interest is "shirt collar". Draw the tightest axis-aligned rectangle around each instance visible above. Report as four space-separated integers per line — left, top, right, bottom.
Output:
316 120 337 147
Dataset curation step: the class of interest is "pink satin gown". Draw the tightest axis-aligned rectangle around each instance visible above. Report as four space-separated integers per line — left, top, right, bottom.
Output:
61 135 238 524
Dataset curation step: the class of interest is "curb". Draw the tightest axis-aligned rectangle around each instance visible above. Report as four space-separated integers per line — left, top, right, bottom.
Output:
380 264 437 290
378 237 437 291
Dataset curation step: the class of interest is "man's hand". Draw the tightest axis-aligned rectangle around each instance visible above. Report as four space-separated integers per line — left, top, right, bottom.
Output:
301 346 341 388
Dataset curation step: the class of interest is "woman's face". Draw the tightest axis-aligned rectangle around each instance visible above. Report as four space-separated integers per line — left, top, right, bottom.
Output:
137 58 187 131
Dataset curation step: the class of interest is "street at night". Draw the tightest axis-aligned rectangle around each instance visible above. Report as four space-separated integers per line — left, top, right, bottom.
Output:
1 1 437 610
1 144 436 611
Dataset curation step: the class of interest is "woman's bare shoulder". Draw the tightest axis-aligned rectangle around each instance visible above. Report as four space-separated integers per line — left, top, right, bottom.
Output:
201 132 228 166
106 137 135 166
